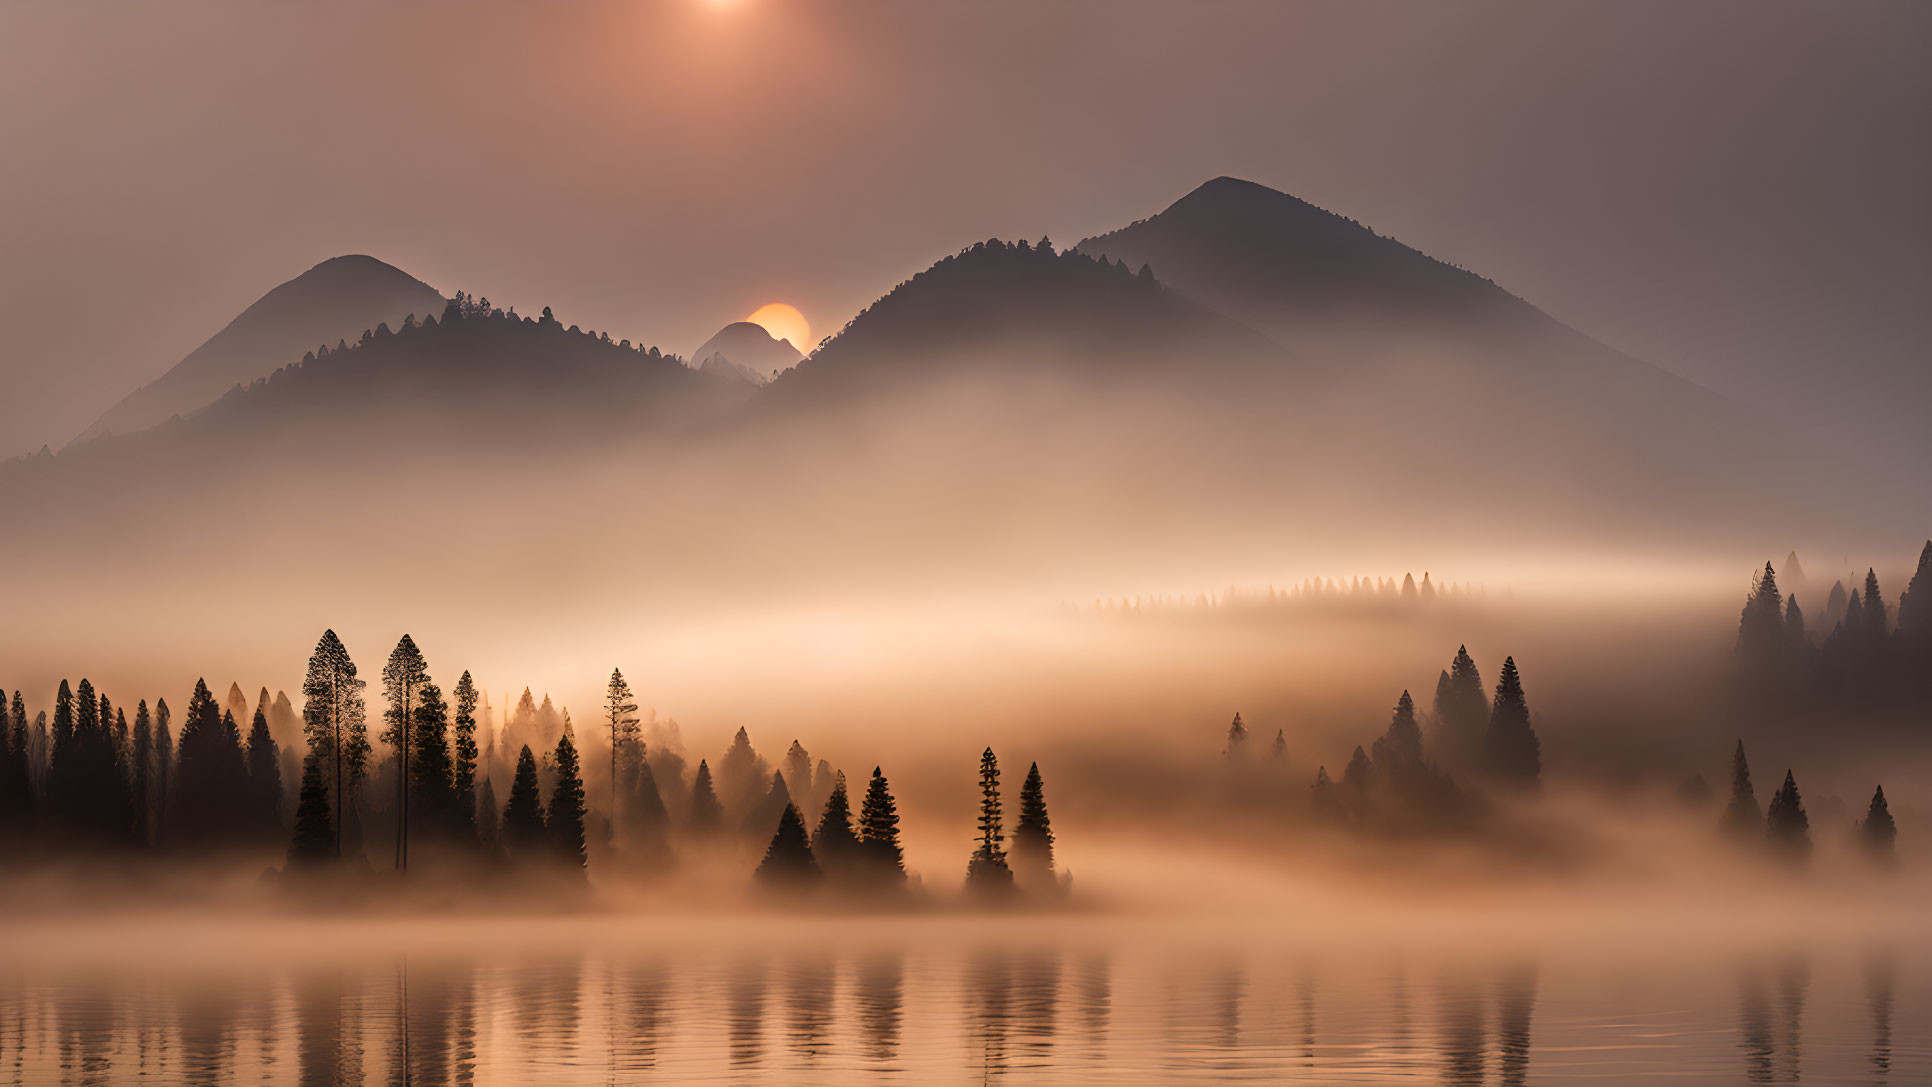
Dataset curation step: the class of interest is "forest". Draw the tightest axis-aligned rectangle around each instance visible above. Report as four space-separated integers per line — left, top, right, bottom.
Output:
0 632 1065 906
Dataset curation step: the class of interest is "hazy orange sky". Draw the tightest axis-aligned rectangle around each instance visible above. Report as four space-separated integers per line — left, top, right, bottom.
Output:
1 0 1926 458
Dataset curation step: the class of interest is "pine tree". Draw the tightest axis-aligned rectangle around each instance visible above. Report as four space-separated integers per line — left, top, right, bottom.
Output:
688 759 724 834
301 630 367 858
1435 646 1488 774
1721 740 1761 840
381 634 431 870
1765 770 1811 861
1860 785 1896 863
966 748 1012 894
452 672 479 841
287 755 335 867
604 668 640 830
547 730 588 873
627 752 672 858
502 745 547 857
1736 562 1785 670
245 708 283 838
1223 713 1248 760
783 740 814 805
1371 691 1424 773
171 682 251 847
131 701 152 845
1341 745 1374 816
859 767 905 886
1011 762 1056 892
1898 542 1932 637
153 699 172 842
717 726 763 817
1269 730 1287 760
741 771 791 843
811 772 861 876
754 803 822 888
409 681 454 843
1862 569 1888 640
1310 766 1344 822
1480 657 1541 788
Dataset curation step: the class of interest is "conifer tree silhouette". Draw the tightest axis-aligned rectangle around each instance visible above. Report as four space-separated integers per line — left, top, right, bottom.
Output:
381 634 431 870
859 767 906 886
130 701 152 845
1480 657 1540 788
966 748 1013 894
688 759 724 835
548 730 588 873
1310 766 1344 822
409 680 453 843
604 668 640 831
742 771 792 843
755 802 821 888
811 771 861 877
452 672 479 840
1011 762 1056 892
1765 770 1811 862
502 744 547 858
288 756 335 867
1860 785 1896 863
171 682 250 847
1223 713 1248 760
1722 740 1762 840
301 630 367 858
245 707 283 837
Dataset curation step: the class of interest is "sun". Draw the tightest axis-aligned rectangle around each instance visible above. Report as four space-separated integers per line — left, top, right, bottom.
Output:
746 303 812 353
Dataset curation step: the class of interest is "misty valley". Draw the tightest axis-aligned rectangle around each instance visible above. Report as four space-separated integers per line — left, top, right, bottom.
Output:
2 165 1927 1084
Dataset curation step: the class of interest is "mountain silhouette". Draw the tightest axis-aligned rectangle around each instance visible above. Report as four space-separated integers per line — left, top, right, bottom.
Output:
71 254 445 447
692 321 804 386
764 238 1283 405
1075 176 1516 340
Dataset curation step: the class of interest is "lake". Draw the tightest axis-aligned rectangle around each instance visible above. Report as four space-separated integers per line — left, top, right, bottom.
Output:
0 914 1924 1085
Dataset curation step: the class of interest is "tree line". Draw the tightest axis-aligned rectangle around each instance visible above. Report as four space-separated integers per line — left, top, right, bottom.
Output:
1734 541 1932 718
1711 740 1896 866
1221 645 1542 835
0 630 1067 903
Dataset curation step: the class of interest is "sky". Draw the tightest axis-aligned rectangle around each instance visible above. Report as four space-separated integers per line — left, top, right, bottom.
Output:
1 0 1926 459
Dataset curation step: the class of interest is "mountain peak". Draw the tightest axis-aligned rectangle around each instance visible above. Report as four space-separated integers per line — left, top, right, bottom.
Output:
691 321 804 386
71 255 445 446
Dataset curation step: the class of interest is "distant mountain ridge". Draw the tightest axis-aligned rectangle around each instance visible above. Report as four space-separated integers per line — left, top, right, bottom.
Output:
691 321 803 386
71 254 445 447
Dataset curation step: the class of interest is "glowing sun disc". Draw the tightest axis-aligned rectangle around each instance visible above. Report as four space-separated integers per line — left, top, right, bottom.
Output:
746 303 811 353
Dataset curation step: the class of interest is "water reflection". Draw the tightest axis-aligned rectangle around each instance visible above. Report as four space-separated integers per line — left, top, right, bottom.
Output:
1866 956 1893 1084
1739 955 1810 1085
0 937 1920 1084
854 953 903 1063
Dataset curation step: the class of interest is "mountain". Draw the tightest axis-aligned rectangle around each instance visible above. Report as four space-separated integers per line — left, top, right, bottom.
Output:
764 238 1284 404
71 254 445 446
691 321 804 386
1074 176 1524 344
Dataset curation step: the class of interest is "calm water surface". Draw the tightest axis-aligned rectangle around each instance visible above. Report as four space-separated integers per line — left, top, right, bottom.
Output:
0 917 1924 1085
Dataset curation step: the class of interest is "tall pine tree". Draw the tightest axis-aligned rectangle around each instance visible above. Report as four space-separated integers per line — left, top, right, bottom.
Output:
1765 770 1811 862
547 730 588 874
409 680 454 843
1860 785 1896 864
452 671 479 841
301 630 367 858
859 767 905 887
1480 657 1541 788
1721 740 1761 840
755 803 821 888
245 707 283 839
965 747 1013 894
688 759 724 835
811 771 861 878
502 745 547 858
287 756 335 868
381 634 432 870
171 682 251 847
1011 762 1056 894
604 668 639 831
